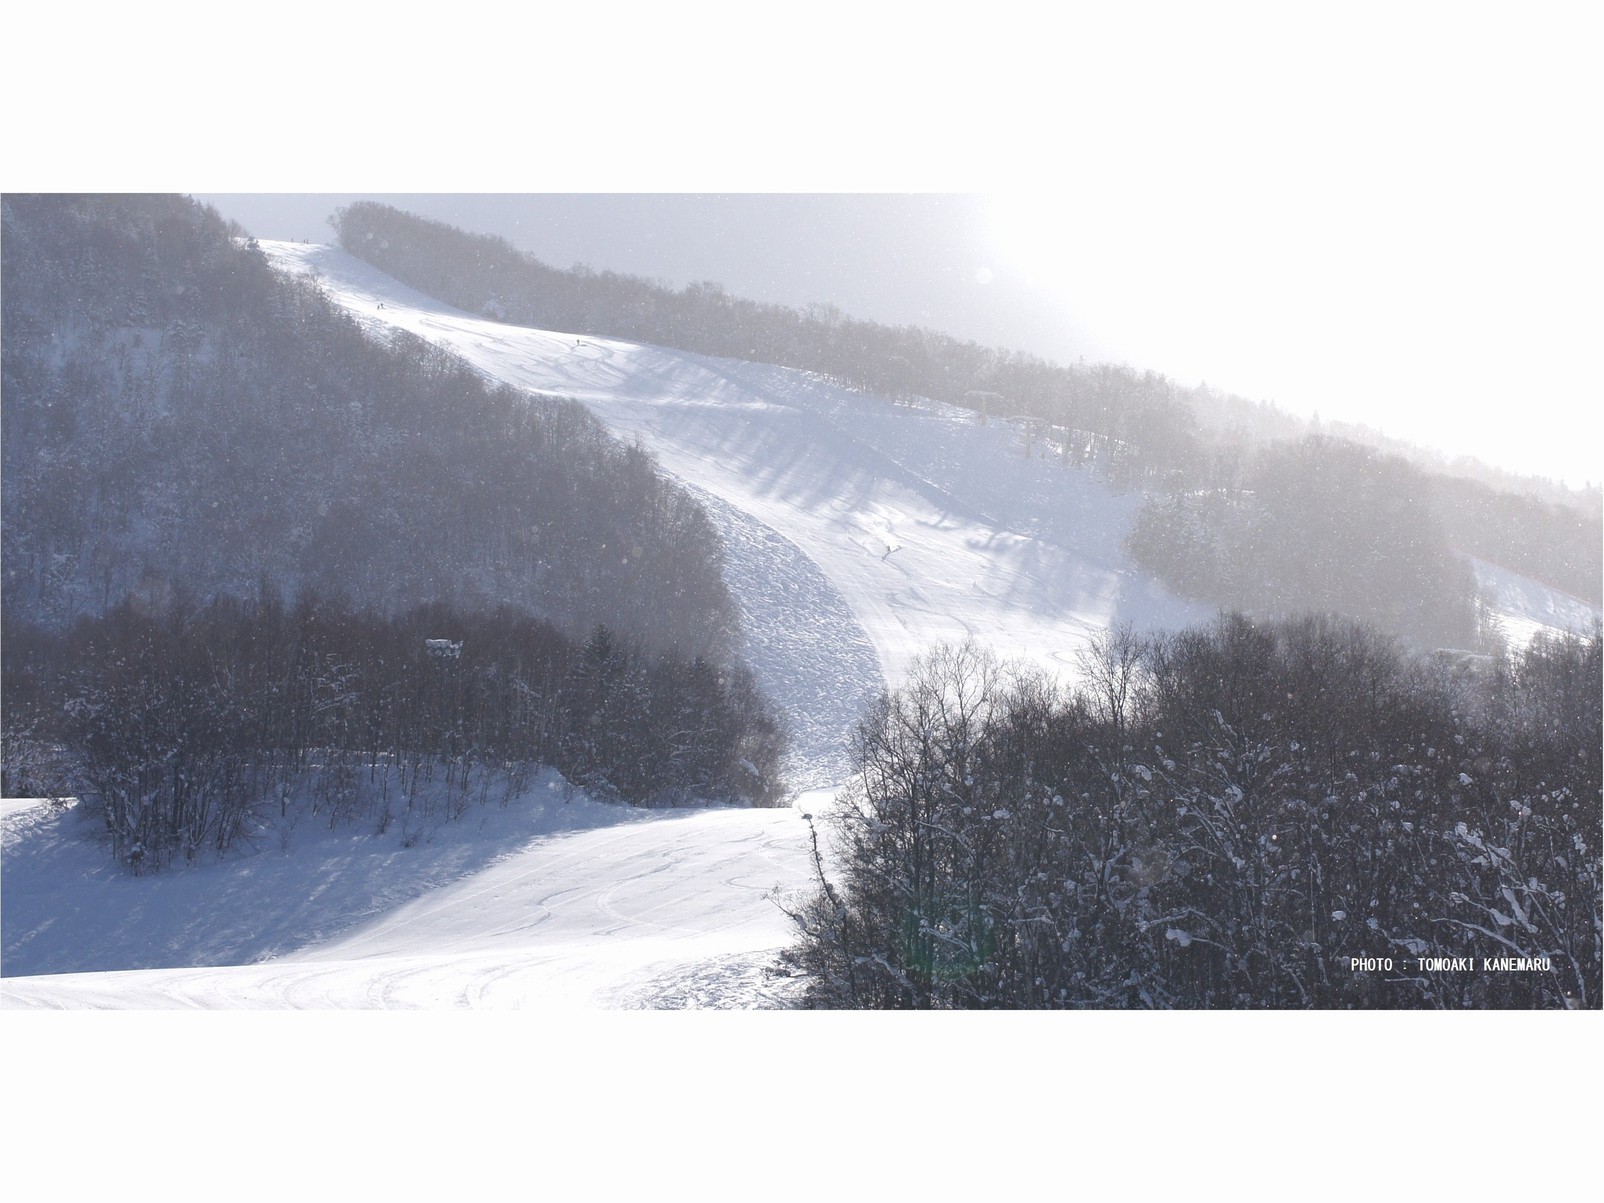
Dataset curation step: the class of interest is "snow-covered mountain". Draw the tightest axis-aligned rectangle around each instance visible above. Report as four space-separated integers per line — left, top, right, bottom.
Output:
4 242 1594 1010
261 240 1215 778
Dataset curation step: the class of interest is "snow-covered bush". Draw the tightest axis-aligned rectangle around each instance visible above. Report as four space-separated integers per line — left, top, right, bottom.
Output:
786 616 1601 1009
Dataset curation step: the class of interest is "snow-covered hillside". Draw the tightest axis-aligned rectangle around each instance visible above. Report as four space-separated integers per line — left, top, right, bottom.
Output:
262 239 1212 780
1469 556 1602 649
5 241 1595 1010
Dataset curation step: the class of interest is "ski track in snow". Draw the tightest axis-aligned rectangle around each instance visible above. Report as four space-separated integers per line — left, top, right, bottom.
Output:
2 790 822 1009
6 241 1594 1010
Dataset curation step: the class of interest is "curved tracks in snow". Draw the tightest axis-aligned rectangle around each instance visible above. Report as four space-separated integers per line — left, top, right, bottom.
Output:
3 805 816 1009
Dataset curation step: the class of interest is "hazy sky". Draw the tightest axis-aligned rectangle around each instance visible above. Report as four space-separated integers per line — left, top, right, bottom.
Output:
13 6 1600 489
194 192 1113 363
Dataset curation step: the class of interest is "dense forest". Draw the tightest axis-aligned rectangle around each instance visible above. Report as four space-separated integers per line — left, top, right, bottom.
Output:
1 194 788 861
1128 434 1601 642
2 194 738 660
331 201 1601 646
1 595 786 868
1128 435 1484 648
783 621 1602 1008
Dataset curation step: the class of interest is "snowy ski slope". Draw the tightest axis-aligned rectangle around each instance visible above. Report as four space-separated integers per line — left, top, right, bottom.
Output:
4 242 1594 1009
2 784 827 1009
259 239 1210 777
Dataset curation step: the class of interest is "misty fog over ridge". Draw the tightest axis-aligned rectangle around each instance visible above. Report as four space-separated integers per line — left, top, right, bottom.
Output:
196 193 1601 496
318 201 1600 642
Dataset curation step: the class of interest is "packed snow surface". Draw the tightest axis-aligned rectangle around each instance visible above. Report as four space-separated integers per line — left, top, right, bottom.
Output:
1467 556 1601 649
3 782 834 1008
6 241 1592 1009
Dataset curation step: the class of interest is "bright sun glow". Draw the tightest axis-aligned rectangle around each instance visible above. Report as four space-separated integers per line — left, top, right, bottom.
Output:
983 166 1599 487
984 187 1356 404
966 6 1599 486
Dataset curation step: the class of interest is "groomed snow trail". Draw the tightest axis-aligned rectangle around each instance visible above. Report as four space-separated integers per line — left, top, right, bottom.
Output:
1467 556 1602 649
3 795 819 1009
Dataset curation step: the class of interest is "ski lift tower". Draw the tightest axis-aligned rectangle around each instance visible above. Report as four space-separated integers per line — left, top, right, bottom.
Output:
965 390 1002 425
